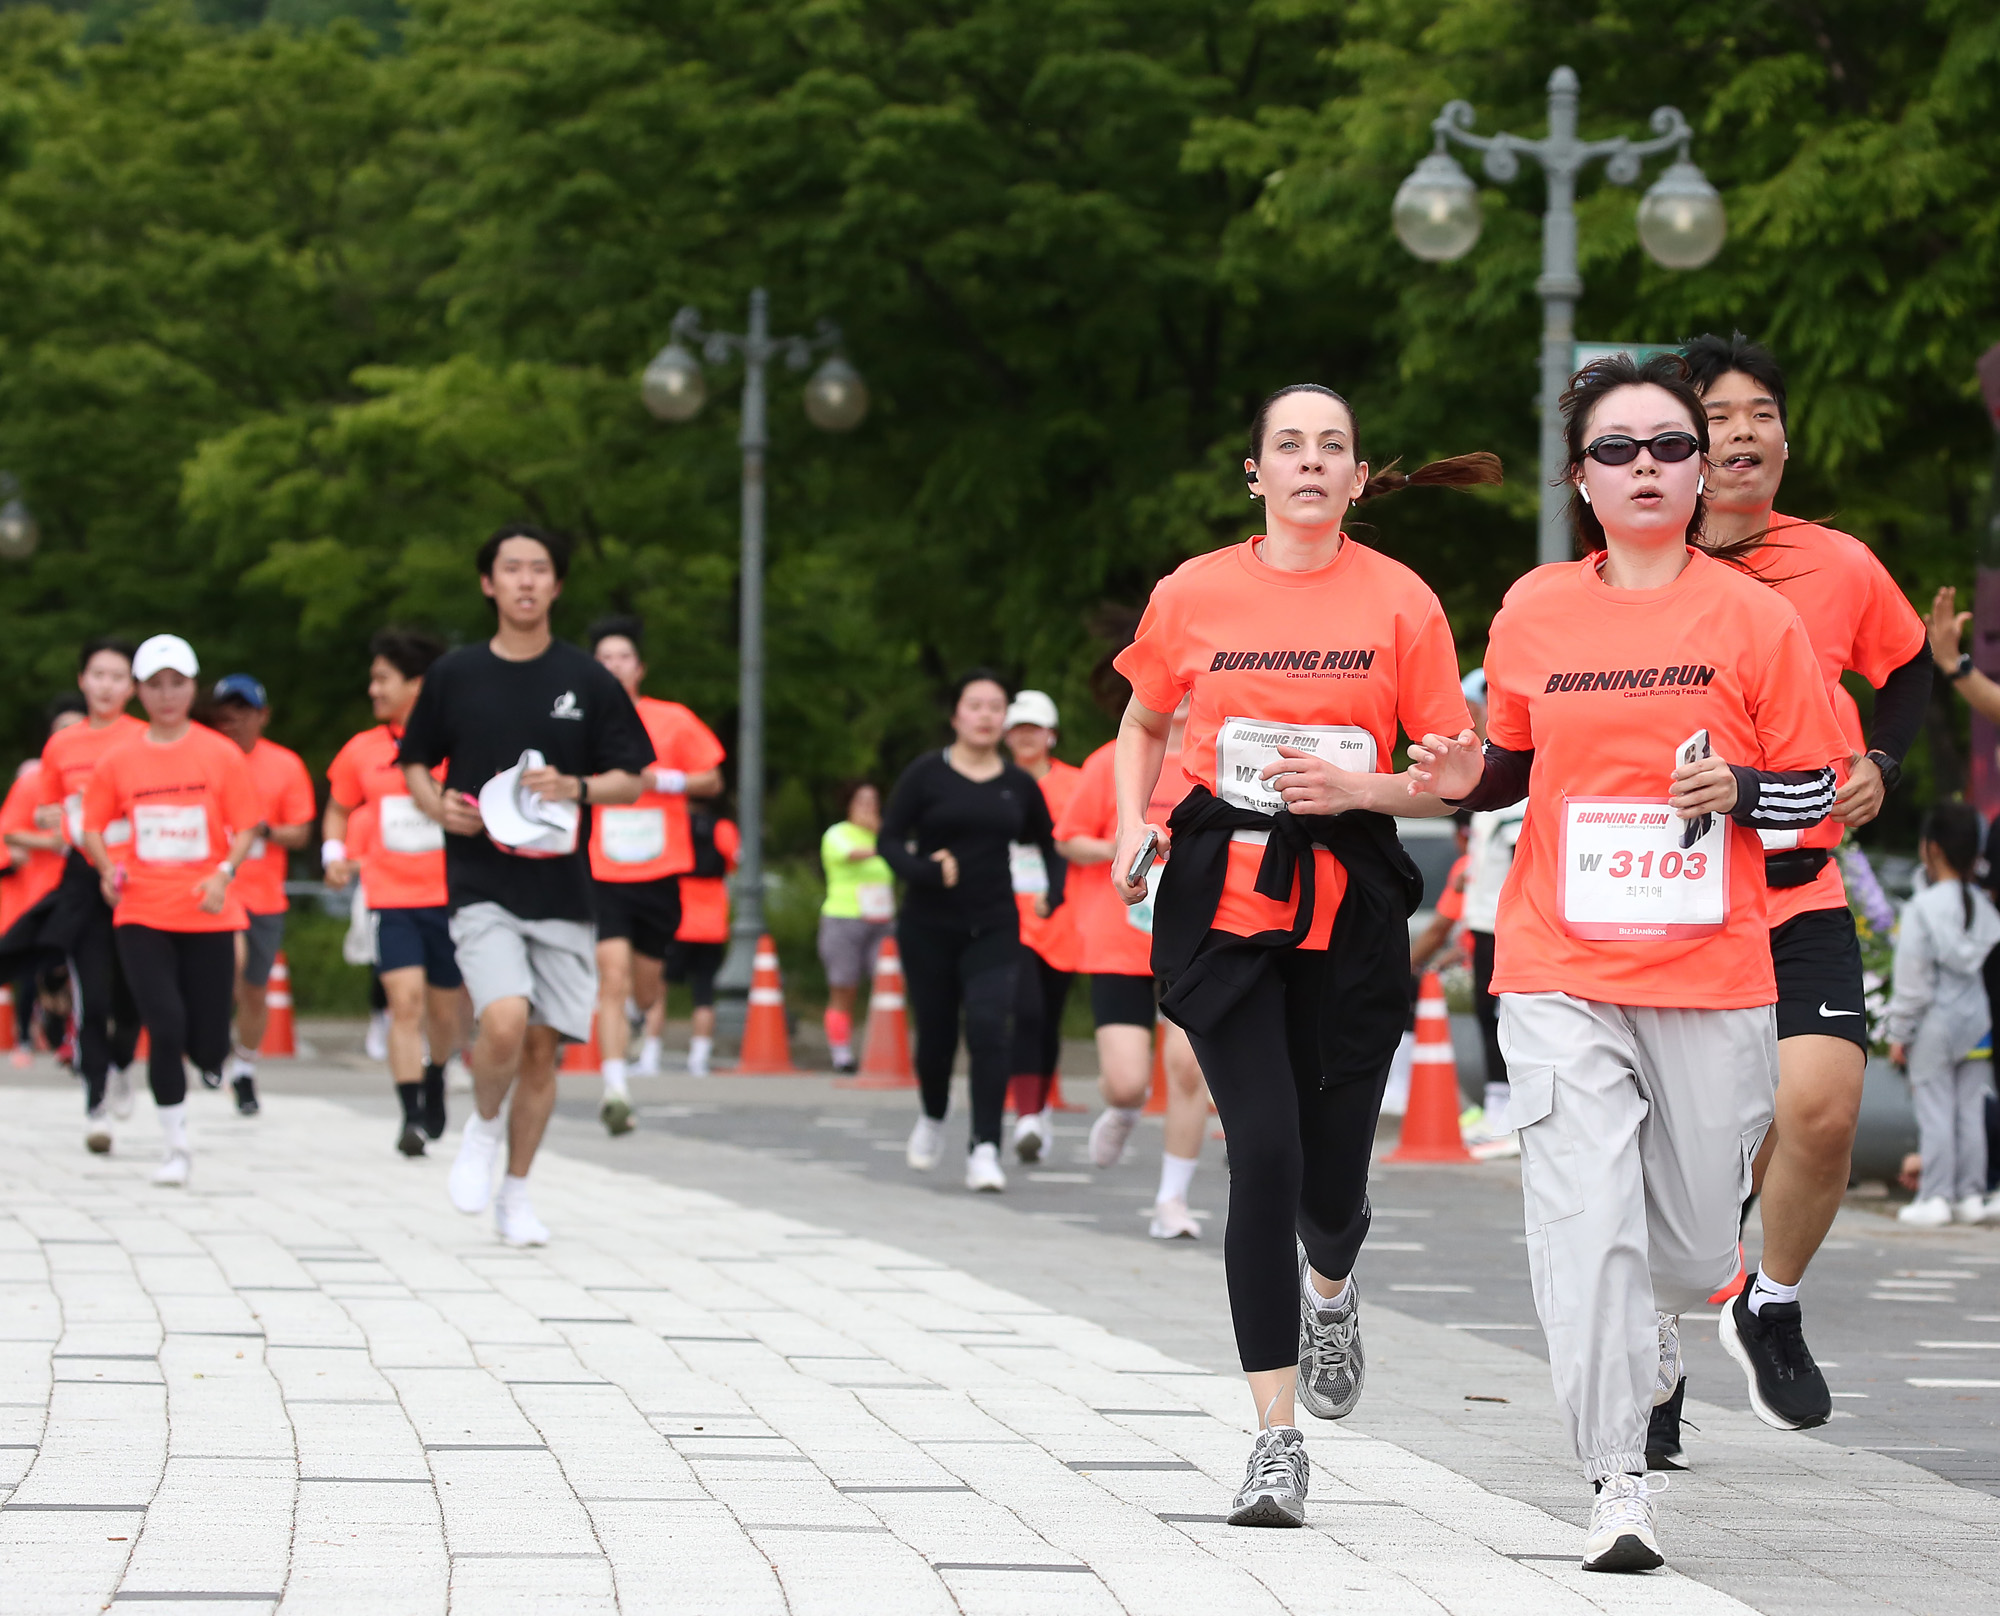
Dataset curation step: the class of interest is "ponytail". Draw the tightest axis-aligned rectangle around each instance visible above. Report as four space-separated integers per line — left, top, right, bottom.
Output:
1920 802 1984 930
1358 452 1505 504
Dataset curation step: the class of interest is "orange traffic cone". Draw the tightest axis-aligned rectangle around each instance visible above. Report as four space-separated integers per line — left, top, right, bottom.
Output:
561 1013 601 1074
735 934 796 1075
1385 971 1473 1164
1144 1017 1169 1114
841 938 914 1089
0 985 15 1053
258 953 296 1057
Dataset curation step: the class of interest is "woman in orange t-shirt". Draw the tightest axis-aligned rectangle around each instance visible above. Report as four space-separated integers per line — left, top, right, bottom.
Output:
1109 384 1497 1528
82 635 261 1188
1411 353 1848 1572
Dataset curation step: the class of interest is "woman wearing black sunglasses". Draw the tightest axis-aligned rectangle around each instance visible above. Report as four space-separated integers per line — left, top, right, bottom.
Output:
1409 352 1847 1574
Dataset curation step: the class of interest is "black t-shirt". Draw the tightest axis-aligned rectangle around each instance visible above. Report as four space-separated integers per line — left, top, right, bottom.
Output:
398 640 655 921
878 750 1064 934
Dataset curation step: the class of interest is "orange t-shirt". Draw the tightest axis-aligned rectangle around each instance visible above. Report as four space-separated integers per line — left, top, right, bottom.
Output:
1483 549 1849 1008
84 726 261 933
1016 759 1083 970
0 763 67 932
1054 740 1190 977
37 714 146 851
232 736 315 917
1740 519 1926 928
676 818 740 944
1435 851 1468 923
588 697 727 883
1115 536 1470 949
326 725 447 911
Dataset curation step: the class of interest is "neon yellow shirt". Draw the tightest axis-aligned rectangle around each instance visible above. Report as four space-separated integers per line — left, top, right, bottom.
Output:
821 821 894 920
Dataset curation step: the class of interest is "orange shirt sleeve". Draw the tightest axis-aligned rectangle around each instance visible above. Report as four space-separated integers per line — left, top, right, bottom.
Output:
1435 852 1468 921
1482 589 1534 753
1398 599 1474 747
326 736 363 811
661 708 726 774
1753 616 1852 773
1848 553 1926 687
81 753 122 835
277 749 316 826
221 747 263 845
0 774 34 837
1054 753 1113 843
715 818 741 870
1115 591 1189 716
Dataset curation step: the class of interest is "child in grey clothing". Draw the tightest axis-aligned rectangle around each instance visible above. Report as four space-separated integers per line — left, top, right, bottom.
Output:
1887 803 2000 1226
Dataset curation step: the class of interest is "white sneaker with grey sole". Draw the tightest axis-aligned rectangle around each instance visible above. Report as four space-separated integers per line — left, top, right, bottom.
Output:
965 1142 1006 1192
449 1113 505 1214
906 1115 945 1172
106 1065 135 1121
1581 1473 1666 1572
1089 1106 1139 1169
1227 1426 1308 1527
494 1180 550 1246
151 1148 191 1187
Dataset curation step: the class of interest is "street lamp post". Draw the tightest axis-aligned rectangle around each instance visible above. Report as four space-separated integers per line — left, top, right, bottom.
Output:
1393 66 1726 565
641 289 868 1049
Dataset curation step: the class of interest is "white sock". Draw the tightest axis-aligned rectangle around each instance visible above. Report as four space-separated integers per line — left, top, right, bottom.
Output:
831 1043 852 1063
158 1102 188 1154
1309 1274 1350 1313
689 1035 713 1065
1484 1081 1509 1130
497 1172 530 1204
1747 1272 1799 1316
601 1058 629 1097
639 1035 661 1063
1156 1151 1198 1204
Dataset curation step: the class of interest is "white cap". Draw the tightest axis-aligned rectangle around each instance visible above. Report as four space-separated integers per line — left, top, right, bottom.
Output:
476 749 580 857
1004 689 1059 732
133 634 199 681
1461 668 1488 707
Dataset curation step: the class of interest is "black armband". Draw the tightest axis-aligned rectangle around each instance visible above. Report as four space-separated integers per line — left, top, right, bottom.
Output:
1727 763 1837 830
1445 744 1533 813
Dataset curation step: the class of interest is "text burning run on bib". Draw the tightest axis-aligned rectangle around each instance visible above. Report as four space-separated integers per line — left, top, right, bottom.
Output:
1208 649 1378 673
1572 809 1673 827
1544 664 1716 694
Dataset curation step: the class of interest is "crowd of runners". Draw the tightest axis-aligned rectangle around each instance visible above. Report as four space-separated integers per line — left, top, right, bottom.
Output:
0 329 1970 1574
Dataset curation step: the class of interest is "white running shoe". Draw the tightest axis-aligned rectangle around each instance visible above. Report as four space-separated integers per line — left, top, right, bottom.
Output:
494 1180 550 1247
1089 1107 1139 1169
633 1036 662 1078
1953 1194 1991 1225
906 1115 945 1172
1654 1313 1681 1408
966 1142 1006 1193
1985 1190 2000 1223
687 1037 712 1077
364 1010 390 1063
1898 1195 1952 1227
1469 1132 1521 1161
1149 1197 1201 1240
1012 1110 1047 1164
85 1106 112 1156
449 1113 505 1214
1581 1473 1666 1573
151 1148 191 1188
106 1065 135 1121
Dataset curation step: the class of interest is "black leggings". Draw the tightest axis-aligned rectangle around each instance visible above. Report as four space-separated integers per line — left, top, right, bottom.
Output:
1182 938 1391 1373
900 919 1017 1148
1470 929 1506 1091
1010 945 1071 1107
114 926 236 1107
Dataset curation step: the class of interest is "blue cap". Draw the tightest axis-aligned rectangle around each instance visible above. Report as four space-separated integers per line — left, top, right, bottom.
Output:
212 673 268 709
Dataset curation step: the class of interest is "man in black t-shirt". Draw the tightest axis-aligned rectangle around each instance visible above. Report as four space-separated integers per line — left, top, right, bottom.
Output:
400 525 653 1246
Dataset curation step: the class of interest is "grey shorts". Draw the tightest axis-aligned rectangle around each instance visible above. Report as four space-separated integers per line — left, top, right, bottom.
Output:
818 915 892 990
448 902 597 1043
240 911 286 988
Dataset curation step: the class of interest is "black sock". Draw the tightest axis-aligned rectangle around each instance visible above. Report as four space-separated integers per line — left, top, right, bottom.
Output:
396 1082 422 1123
422 1061 445 1093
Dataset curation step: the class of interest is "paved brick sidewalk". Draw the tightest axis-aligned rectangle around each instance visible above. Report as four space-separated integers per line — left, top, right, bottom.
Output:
0 1088 1768 1615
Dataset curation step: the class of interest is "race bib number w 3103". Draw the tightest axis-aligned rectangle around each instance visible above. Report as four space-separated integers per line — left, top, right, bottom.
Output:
132 803 211 865
1559 797 1727 940
1216 717 1376 815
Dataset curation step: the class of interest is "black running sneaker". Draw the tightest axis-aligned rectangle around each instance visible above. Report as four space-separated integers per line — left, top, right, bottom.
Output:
231 1074 260 1116
397 1123 427 1158
1646 1376 1689 1471
1718 1274 1830 1430
419 1068 447 1140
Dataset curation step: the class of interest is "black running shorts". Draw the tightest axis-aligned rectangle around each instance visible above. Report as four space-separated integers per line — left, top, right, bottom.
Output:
1770 904 1868 1049
1089 971 1155 1030
592 876 683 960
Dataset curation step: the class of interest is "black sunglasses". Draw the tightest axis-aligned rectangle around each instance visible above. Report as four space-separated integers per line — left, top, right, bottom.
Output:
1582 431 1702 467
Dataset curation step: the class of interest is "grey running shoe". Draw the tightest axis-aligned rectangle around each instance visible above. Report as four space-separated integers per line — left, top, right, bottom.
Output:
1296 1246 1364 1420
1228 1425 1309 1527
600 1094 635 1137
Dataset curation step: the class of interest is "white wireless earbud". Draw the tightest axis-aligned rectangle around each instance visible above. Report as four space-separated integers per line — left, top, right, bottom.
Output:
1579 485 1592 506
1697 475 1706 494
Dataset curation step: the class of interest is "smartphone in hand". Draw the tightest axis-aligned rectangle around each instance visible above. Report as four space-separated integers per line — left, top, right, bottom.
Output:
1678 728 1712 850
1126 829 1161 888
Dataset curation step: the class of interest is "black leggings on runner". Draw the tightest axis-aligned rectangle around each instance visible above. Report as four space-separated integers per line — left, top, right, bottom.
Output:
900 919 1017 1148
114 926 236 1107
1470 929 1506 1094
1010 946 1071 1113
1181 938 1390 1373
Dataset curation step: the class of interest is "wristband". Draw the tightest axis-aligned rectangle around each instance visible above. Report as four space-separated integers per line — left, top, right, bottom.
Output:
1952 652 1976 682
218 860 236 882
322 839 347 866
654 768 687 795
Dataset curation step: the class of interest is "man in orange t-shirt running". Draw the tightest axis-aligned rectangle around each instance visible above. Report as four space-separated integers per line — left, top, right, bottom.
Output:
207 673 317 1116
0 636 146 1144
83 635 262 1186
1678 332 1931 1446
585 615 724 1130
1 695 86 1056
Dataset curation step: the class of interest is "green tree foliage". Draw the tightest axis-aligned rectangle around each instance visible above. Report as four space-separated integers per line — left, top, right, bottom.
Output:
0 0 1994 849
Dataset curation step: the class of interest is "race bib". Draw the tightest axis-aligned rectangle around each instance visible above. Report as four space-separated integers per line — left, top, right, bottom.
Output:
132 803 211 865
600 806 667 865
857 882 894 921
103 818 129 848
1124 861 1163 936
63 793 83 848
1216 717 1376 815
1757 828 1802 852
1560 797 1728 939
379 794 445 855
1009 840 1048 895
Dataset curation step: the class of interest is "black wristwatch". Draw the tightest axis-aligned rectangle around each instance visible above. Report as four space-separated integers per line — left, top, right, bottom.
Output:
1864 749 1903 793
1949 651 1975 682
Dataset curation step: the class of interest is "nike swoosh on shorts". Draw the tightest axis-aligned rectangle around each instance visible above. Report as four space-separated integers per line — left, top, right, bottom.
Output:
1818 1003 1861 1018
